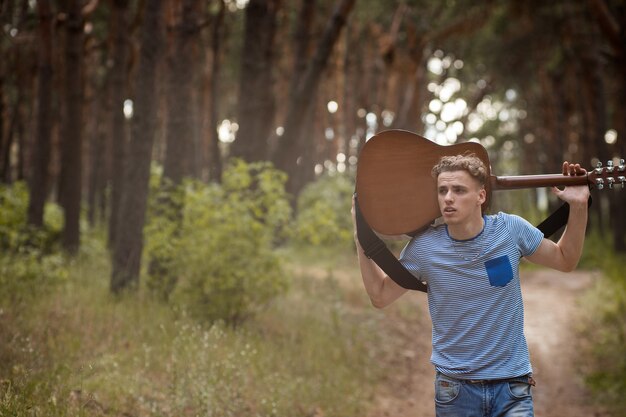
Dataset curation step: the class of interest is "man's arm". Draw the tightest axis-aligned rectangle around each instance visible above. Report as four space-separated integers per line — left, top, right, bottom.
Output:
352 198 408 308
526 162 590 272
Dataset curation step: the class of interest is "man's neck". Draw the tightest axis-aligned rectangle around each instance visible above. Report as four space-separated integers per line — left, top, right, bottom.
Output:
447 216 485 240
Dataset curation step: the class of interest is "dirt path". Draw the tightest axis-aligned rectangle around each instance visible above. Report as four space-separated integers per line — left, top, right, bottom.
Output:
365 268 610 417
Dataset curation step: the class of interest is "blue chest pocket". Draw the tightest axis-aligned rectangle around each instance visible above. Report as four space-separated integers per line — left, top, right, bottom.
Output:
484 255 513 287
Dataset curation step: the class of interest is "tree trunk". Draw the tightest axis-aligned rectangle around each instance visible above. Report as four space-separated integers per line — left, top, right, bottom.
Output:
0 45 5 183
230 0 281 162
87 93 108 226
58 0 84 254
275 0 316 189
27 0 54 228
107 0 131 249
206 0 226 182
111 0 165 293
611 47 626 252
342 21 360 171
586 0 626 251
1 91 21 184
145 0 202 298
289 0 316 102
162 0 200 184
273 0 356 196
615 55 626 252
393 51 427 133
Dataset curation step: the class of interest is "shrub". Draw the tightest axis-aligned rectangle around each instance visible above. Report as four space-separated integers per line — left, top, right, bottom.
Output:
578 250 626 414
0 182 67 308
145 160 292 325
0 182 62 254
144 171 186 301
0 251 67 308
294 174 354 247
0 182 28 249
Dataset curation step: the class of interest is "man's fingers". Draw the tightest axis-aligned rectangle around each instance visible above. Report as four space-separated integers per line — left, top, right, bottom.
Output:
562 162 586 176
569 164 576 176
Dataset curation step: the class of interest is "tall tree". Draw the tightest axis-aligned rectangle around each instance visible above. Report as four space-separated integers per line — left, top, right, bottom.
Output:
273 0 356 196
162 0 201 184
27 0 54 228
206 0 226 182
230 0 281 162
58 0 84 254
111 0 165 293
0 52 4 183
283 0 316 194
588 0 626 252
145 0 203 298
107 0 131 249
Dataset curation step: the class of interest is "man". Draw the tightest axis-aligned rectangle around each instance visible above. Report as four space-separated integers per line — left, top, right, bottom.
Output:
352 154 590 417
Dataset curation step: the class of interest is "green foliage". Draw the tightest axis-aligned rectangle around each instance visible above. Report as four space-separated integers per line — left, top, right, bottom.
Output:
0 243 380 417
145 160 292 325
0 251 67 307
0 182 67 308
0 182 62 254
294 174 355 247
144 170 186 301
0 181 28 247
578 239 626 414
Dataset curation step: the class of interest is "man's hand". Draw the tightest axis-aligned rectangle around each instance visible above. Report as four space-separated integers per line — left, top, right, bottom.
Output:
527 161 590 272
552 162 590 206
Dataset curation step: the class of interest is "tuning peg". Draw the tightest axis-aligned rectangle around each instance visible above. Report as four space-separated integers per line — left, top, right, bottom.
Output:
595 161 604 175
619 159 625 172
595 178 605 190
607 160 615 173
607 177 615 189
619 175 625 189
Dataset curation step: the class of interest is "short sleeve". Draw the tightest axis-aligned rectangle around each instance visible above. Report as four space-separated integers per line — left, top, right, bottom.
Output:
399 240 425 282
501 212 544 257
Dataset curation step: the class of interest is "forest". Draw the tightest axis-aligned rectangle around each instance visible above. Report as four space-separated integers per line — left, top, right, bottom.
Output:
1 0 625 415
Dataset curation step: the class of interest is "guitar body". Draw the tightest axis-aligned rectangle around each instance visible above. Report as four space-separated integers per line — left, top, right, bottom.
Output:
355 130 492 236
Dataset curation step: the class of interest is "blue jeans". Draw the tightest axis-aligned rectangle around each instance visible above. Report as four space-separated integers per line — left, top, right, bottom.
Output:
434 372 534 417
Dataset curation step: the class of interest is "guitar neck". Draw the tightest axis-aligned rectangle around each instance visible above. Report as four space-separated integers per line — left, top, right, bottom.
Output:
490 174 589 191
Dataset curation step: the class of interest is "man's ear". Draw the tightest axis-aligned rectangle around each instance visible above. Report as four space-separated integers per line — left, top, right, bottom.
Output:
477 187 487 205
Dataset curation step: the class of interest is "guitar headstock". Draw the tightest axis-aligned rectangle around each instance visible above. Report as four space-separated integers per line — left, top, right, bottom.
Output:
588 158 626 190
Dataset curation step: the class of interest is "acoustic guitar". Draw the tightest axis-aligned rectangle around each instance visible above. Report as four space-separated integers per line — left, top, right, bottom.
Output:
355 129 624 236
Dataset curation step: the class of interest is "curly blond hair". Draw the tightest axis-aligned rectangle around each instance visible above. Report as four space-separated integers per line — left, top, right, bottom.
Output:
431 154 487 186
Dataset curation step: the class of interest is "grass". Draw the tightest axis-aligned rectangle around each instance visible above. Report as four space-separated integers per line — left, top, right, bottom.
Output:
0 241 385 417
3 229 625 416
576 238 626 415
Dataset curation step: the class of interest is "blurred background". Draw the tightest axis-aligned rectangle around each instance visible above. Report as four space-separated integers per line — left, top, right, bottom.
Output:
0 0 625 416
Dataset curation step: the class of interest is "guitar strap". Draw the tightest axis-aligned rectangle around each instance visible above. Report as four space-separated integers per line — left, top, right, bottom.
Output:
534 196 592 238
354 196 428 292
354 195 592 293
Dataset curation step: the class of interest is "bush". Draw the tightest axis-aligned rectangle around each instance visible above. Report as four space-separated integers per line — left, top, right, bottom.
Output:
144 170 186 301
0 182 62 254
145 160 292 325
578 250 626 414
0 251 67 308
0 182 67 308
0 182 28 249
294 174 354 247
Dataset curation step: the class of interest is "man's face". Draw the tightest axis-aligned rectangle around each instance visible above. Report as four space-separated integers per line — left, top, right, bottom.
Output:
437 170 486 226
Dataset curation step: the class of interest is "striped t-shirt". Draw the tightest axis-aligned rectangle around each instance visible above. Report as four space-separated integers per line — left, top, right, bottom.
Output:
399 212 544 380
